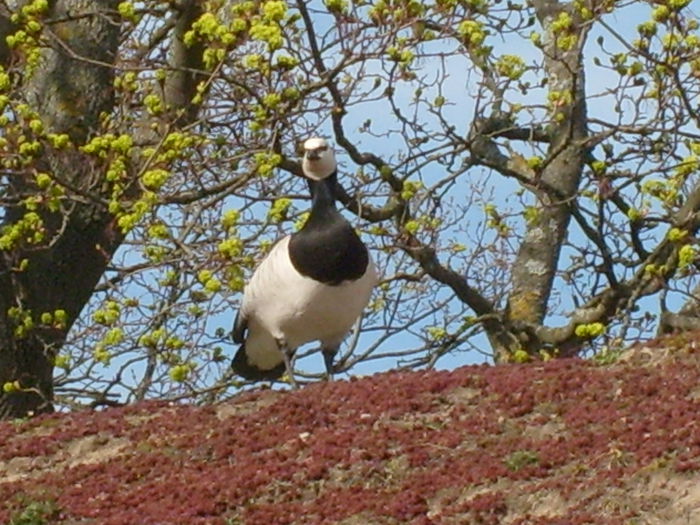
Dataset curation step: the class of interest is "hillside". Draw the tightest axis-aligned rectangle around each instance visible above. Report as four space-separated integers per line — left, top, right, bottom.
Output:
2 334 700 524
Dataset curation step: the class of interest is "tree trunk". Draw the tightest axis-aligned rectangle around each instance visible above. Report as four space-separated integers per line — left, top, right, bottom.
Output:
0 0 205 419
0 5 11 66
499 1 590 359
0 0 120 418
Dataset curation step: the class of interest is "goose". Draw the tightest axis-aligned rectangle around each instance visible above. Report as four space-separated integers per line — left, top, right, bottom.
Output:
231 137 378 387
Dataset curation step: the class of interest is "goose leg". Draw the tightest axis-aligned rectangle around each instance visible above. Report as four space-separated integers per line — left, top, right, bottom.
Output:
276 338 298 389
322 346 338 381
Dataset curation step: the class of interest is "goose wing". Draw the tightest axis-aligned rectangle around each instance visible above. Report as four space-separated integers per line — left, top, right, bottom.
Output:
231 237 291 344
231 309 247 344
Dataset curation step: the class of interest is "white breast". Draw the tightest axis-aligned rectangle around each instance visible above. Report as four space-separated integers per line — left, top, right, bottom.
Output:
240 236 378 369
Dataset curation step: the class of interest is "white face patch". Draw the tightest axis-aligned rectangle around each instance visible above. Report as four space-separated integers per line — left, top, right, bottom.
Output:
304 137 327 151
302 137 336 180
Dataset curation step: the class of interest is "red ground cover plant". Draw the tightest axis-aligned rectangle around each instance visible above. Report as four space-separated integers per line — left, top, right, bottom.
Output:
2 333 700 524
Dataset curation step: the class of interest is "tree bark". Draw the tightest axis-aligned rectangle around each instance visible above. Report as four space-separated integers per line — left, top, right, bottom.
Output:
500 1 590 358
0 0 205 418
0 5 11 66
164 1 206 125
0 0 121 418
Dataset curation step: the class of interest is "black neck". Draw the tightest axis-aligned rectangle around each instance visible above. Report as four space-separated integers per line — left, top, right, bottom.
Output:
289 172 369 285
306 173 338 215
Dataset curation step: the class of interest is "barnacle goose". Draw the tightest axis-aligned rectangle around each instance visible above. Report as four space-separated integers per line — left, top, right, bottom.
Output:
231 137 378 387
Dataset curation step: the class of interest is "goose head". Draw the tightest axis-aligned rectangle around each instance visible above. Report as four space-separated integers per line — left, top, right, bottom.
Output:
302 137 336 181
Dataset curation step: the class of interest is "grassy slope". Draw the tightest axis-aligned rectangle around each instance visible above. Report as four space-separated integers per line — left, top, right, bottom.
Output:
2 333 700 525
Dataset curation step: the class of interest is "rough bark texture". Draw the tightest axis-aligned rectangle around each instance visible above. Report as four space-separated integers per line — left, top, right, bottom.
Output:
501 1 589 357
0 6 11 66
0 0 121 419
0 0 204 419
164 1 206 125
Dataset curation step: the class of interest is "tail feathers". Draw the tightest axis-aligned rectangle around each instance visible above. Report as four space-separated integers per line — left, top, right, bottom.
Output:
231 343 287 381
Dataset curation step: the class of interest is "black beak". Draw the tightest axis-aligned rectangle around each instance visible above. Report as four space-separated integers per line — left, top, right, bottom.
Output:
306 150 320 161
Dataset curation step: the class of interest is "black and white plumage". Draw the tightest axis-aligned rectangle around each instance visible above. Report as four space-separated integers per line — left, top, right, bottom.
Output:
231 137 378 386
